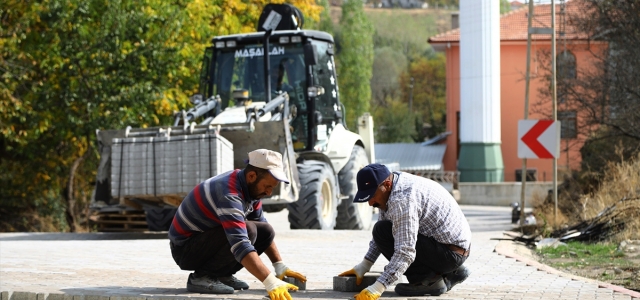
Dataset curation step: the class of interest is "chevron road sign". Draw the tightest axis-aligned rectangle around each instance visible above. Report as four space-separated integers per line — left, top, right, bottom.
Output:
518 120 560 159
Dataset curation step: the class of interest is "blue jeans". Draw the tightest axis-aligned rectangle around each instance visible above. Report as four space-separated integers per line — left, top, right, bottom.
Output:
372 220 468 283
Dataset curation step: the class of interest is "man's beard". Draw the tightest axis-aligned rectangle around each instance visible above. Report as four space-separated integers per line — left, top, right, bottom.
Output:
372 203 380 208
248 180 266 199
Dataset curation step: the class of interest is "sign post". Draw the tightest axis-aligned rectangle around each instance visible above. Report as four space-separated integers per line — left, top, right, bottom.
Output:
518 119 560 227
521 0 559 227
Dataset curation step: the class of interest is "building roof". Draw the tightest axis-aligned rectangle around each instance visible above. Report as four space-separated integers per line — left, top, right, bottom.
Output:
428 1 589 44
375 143 446 171
510 1 525 10
421 131 451 146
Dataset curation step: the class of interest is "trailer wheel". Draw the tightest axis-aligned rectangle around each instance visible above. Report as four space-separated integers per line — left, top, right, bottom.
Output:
335 145 373 230
145 207 177 231
287 160 337 229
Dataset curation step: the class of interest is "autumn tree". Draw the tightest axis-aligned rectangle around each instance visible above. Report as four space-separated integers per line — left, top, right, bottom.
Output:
0 0 320 231
374 100 416 143
399 54 446 141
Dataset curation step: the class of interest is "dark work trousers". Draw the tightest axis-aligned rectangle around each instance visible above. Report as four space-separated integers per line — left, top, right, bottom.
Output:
372 220 468 283
170 221 275 277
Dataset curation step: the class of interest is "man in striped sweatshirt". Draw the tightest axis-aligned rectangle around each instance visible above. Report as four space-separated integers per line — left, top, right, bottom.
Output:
169 149 304 300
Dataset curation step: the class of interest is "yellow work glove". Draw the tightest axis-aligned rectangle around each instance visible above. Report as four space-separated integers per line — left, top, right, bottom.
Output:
263 273 298 300
338 259 374 285
273 261 307 283
354 281 385 300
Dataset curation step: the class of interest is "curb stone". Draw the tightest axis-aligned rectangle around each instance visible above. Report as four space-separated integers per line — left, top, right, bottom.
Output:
494 240 640 299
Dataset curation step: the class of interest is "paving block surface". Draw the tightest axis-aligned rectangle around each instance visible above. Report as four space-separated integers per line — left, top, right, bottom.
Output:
332 276 379 292
283 277 306 290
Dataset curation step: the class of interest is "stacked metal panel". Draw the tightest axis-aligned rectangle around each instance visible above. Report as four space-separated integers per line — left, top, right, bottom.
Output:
110 133 234 198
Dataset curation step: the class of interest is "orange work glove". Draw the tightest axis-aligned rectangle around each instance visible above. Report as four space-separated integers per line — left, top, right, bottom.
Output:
273 261 307 283
262 273 298 300
354 281 385 300
338 259 374 285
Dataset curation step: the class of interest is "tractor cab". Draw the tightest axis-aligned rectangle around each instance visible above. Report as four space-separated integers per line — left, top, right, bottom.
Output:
196 6 343 152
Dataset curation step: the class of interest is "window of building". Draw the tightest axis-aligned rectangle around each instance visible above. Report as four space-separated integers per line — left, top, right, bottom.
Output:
558 110 577 139
558 51 576 79
557 51 576 103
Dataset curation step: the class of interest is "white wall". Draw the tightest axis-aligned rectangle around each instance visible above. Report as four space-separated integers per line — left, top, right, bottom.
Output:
457 182 553 207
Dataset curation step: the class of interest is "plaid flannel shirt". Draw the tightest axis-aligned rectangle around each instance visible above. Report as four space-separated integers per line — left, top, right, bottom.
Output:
364 172 471 288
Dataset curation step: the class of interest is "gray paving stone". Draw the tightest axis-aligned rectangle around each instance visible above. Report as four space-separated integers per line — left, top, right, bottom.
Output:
10 292 37 300
44 294 66 300
108 297 146 300
84 296 110 300
332 275 378 292
283 277 306 290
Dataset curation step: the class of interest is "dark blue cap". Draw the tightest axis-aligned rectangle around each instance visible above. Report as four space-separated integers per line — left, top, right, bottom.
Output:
354 163 391 203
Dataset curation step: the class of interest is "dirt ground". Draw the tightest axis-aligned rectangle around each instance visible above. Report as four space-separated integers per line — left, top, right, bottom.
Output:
533 240 640 292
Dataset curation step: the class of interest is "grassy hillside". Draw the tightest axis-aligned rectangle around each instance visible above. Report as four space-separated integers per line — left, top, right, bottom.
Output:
327 5 455 142
329 6 454 54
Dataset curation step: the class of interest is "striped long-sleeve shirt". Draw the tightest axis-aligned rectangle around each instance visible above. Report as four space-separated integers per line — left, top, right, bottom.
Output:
365 172 471 288
168 169 267 262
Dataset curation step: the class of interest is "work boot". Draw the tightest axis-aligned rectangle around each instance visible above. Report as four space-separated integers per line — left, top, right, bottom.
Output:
219 275 250 290
186 273 234 294
443 265 470 291
394 276 447 296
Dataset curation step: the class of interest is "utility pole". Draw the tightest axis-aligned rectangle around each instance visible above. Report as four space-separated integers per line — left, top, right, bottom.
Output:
520 0 558 227
520 0 535 226
551 0 558 226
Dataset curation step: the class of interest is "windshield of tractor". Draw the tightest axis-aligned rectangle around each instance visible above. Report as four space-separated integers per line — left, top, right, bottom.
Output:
211 44 306 109
199 39 341 152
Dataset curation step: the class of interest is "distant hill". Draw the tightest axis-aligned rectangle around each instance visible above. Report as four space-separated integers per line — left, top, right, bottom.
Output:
329 6 455 53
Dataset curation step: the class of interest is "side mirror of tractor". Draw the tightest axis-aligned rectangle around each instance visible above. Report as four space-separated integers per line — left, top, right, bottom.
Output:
304 43 318 66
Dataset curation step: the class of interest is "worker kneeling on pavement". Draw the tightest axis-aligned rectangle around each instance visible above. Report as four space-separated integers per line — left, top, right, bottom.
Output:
339 163 472 298
168 149 304 299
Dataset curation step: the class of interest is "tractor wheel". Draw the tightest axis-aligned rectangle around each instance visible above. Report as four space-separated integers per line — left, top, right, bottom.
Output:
145 207 177 231
262 204 288 213
287 160 338 229
335 145 373 230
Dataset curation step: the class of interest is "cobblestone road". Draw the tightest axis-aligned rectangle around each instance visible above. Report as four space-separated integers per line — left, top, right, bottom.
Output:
1 205 638 300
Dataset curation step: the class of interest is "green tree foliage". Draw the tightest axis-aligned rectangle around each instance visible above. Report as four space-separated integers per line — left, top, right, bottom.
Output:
373 99 416 143
370 47 407 109
308 0 334 35
500 0 511 14
398 54 446 140
0 0 320 231
336 0 374 129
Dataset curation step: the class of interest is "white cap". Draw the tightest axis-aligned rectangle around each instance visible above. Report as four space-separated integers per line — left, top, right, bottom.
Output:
247 149 290 184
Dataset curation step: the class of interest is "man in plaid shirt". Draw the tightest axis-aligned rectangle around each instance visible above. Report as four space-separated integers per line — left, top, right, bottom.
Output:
339 163 471 299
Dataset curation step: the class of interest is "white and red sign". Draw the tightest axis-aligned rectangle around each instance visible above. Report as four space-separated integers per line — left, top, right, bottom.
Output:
518 120 559 159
